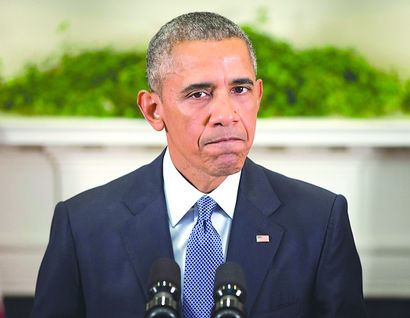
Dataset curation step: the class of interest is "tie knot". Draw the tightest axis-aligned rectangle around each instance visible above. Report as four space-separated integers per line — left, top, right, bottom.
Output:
197 195 217 221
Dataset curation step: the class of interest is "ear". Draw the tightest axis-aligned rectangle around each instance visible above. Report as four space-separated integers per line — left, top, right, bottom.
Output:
255 79 263 110
137 90 165 131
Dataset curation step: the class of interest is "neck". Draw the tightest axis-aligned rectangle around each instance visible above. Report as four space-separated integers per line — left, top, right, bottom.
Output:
177 167 227 194
167 151 229 194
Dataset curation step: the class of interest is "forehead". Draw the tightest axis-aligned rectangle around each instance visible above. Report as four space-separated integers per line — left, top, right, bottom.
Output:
163 38 255 82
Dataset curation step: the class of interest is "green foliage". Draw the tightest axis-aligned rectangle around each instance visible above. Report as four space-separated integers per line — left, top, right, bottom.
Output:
0 48 148 118
402 79 410 113
243 25 406 117
0 26 408 118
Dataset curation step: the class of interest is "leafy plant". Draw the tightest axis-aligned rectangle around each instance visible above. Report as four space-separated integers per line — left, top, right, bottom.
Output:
0 48 147 118
0 26 408 118
243 26 405 117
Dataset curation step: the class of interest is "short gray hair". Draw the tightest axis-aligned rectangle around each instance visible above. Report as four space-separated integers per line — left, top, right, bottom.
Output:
146 12 257 92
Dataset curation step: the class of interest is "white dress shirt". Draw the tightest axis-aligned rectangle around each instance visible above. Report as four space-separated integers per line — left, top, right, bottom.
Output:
162 149 241 282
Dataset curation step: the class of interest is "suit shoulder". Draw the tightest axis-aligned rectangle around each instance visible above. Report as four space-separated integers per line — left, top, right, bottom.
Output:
62 154 162 214
246 159 342 214
65 167 135 205
253 159 337 194
244 159 348 238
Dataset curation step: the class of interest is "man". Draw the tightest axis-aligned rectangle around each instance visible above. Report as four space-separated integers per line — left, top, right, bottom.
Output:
31 12 367 317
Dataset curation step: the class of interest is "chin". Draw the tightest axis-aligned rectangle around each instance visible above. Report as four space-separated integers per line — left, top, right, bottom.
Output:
210 154 245 176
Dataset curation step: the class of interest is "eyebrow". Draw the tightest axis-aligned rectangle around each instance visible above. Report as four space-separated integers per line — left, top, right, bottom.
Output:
231 78 254 86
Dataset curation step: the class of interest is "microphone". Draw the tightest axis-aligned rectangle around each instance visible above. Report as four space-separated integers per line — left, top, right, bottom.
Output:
212 262 247 318
145 258 181 318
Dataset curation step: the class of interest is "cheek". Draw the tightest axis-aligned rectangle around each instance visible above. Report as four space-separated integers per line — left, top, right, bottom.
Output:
238 107 258 140
188 123 207 142
173 118 206 148
236 94 259 110
245 118 257 139
237 99 258 121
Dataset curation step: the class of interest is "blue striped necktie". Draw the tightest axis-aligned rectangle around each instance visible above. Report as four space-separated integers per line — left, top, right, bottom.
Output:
183 195 224 318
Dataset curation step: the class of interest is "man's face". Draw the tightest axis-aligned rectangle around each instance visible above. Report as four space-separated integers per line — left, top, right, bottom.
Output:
144 38 262 190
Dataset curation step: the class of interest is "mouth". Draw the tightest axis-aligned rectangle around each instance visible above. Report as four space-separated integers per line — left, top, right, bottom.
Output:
205 137 244 145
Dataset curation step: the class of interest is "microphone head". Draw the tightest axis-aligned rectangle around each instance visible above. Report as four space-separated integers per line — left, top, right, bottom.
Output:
145 258 181 318
214 262 246 296
148 258 181 291
213 262 247 317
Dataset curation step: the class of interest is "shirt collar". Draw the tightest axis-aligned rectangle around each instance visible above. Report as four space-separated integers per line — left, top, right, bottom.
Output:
163 149 241 227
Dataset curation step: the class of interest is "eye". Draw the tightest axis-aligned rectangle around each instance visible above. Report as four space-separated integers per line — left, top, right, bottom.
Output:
232 86 249 94
189 91 208 99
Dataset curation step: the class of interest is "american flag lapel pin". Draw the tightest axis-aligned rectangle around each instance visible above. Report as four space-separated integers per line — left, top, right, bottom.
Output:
256 234 270 243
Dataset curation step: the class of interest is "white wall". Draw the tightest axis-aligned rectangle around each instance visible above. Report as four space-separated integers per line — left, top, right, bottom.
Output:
0 0 409 78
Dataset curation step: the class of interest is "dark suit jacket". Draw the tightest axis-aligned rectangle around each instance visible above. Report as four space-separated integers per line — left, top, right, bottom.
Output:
31 152 367 317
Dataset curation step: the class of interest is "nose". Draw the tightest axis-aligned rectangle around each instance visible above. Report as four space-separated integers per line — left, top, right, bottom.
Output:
208 93 239 127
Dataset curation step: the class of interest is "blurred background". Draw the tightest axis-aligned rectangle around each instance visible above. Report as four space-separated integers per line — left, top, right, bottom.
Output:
0 0 410 317
1 0 410 78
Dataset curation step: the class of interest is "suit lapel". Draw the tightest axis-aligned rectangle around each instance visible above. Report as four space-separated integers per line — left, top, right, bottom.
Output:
119 152 174 299
227 158 284 314
117 154 284 310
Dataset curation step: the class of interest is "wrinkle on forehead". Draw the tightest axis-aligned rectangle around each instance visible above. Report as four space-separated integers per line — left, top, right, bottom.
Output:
160 39 256 92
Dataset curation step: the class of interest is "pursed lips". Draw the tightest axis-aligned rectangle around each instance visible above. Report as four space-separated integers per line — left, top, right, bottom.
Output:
205 136 244 145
